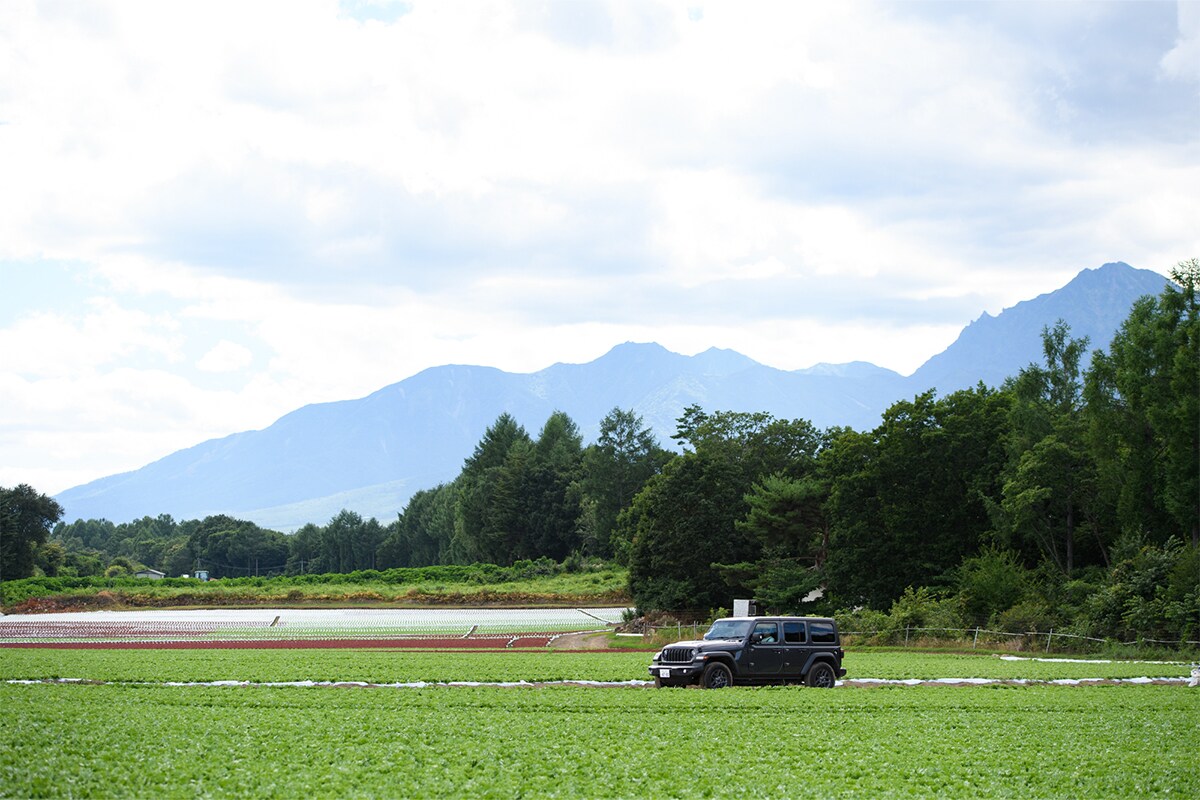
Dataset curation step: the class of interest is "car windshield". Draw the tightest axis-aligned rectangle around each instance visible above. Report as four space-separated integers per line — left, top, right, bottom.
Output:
702 620 753 641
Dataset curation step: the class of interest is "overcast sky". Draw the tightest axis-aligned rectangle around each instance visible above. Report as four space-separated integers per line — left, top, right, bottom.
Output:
2 0 1198 497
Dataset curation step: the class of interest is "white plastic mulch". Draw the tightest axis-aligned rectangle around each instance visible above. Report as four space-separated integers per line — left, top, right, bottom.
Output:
7 676 1194 689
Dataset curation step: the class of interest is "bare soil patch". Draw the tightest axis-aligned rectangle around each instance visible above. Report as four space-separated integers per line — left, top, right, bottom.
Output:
551 631 616 650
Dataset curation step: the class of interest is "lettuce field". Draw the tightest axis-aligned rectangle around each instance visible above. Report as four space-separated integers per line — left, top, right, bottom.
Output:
0 648 1192 684
2 649 1198 798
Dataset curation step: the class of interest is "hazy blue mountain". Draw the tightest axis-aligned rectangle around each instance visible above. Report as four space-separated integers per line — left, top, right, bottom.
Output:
56 262 1169 530
908 262 1167 394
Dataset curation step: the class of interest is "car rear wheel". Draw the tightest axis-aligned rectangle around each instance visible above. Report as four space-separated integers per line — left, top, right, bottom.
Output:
701 662 733 689
805 662 837 688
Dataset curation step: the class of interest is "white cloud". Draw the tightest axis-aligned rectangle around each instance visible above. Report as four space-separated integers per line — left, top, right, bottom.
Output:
0 298 181 378
1162 0 1200 82
196 340 254 373
0 0 1195 497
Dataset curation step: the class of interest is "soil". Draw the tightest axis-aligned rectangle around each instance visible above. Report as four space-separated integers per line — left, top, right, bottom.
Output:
550 631 614 650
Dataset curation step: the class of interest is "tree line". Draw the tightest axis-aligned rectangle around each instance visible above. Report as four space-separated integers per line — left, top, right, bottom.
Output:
4 260 1196 641
623 260 1197 642
8 405 671 581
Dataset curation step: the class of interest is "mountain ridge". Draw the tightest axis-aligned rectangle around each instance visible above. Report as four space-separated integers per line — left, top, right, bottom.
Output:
56 262 1170 530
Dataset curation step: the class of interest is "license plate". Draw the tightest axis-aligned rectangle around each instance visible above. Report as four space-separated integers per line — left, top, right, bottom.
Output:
659 669 671 678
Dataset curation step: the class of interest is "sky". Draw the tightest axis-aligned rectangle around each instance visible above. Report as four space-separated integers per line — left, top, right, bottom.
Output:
1 0 1198 497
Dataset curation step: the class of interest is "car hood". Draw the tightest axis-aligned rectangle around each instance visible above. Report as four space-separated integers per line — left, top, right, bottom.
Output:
664 639 742 654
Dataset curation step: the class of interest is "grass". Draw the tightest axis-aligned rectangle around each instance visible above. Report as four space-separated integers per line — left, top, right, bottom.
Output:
3 568 631 612
1 648 1196 798
0 648 1192 685
2 680 1197 798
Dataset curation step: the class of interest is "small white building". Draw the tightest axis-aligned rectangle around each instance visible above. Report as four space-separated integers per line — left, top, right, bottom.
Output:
133 568 166 580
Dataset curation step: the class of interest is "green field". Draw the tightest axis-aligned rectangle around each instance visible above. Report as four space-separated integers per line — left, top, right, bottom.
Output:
0 648 1191 684
1 566 630 611
2 649 1197 798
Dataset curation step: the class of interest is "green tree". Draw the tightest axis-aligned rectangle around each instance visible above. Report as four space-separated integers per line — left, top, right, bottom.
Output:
105 555 137 577
383 483 459 568
628 451 751 611
628 409 824 611
478 438 534 563
0 485 64 581
53 518 117 554
185 515 288 578
162 540 193 577
319 510 386 573
1001 322 1102 574
523 411 585 560
33 540 67 577
825 387 1011 608
285 523 325 574
62 549 105 577
954 546 1030 626
739 473 829 565
1078 537 1200 642
583 408 670 561
1086 259 1200 546
463 411 587 564
715 473 833 613
462 413 531 475
454 414 532 563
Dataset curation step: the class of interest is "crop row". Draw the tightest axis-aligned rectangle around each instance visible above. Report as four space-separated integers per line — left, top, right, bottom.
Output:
0 648 1192 686
3 681 1198 798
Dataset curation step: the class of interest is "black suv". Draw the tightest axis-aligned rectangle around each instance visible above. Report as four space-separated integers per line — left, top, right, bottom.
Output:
649 616 846 688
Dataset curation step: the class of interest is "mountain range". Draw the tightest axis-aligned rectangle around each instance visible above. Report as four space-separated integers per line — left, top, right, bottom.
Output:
56 262 1169 530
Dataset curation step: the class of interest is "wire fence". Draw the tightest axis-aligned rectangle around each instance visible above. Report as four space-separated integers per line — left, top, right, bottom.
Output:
640 623 1200 653
838 626 1200 651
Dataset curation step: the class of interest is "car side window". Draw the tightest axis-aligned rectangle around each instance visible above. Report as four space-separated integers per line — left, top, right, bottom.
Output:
809 621 836 644
753 622 778 644
783 621 806 644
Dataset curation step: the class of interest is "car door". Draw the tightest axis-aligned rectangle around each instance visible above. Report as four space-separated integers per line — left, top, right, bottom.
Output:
744 621 784 676
780 620 810 678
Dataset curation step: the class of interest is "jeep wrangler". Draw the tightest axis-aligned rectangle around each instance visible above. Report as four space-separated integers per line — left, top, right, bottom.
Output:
648 616 846 688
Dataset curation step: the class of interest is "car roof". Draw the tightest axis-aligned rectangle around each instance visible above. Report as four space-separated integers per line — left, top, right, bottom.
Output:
717 616 835 623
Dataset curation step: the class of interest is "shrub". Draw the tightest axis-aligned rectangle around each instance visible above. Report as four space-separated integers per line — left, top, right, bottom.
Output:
835 607 890 637
887 586 966 633
997 600 1056 634
955 546 1029 626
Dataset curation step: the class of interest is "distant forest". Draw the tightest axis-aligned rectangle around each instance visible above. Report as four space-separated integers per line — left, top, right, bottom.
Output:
4 260 1198 643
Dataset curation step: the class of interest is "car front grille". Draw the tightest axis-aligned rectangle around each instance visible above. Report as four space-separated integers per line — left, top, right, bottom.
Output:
660 646 695 664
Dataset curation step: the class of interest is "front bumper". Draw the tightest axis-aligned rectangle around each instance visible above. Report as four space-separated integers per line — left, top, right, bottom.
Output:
649 662 706 685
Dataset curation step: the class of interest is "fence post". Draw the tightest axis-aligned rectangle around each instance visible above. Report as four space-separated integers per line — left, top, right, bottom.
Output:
973 627 979 649
905 625 910 647
1046 628 1053 654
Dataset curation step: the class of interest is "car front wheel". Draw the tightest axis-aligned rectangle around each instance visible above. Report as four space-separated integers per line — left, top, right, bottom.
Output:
701 662 733 689
805 662 837 688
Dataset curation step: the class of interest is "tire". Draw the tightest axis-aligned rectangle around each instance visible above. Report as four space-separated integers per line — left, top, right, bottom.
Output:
805 662 837 688
701 662 733 689
654 676 663 689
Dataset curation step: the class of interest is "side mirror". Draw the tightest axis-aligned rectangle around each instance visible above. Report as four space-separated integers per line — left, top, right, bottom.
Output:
750 633 763 645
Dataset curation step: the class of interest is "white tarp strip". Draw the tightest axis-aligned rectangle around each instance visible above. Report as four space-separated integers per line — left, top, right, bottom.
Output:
6 676 1192 688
